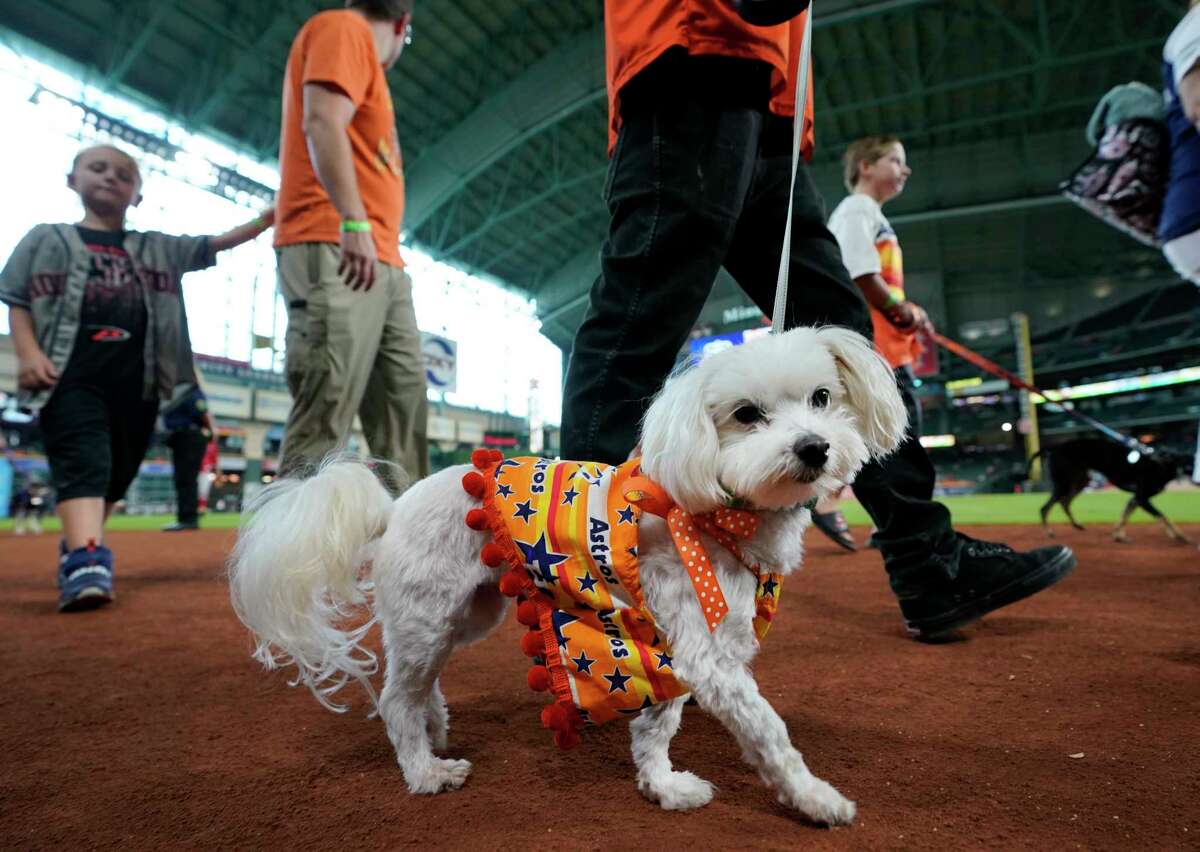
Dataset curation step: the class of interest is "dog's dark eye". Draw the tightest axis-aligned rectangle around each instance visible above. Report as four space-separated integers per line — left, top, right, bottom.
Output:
811 388 831 409
733 404 764 424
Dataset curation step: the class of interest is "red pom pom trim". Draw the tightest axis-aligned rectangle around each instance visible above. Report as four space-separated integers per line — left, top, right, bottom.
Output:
470 448 492 469
489 449 504 462
464 509 489 530
498 570 525 597
527 665 551 692
516 600 539 627
480 542 505 568
542 705 564 729
554 728 581 750
461 471 485 498
520 631 543 657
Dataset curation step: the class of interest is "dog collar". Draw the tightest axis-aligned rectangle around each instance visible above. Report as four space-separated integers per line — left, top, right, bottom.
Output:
718 482 753 509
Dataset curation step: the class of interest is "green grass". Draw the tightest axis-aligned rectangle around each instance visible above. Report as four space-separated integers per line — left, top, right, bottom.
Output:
837 490 1200 526
0 512 244 533
2 491 1196 533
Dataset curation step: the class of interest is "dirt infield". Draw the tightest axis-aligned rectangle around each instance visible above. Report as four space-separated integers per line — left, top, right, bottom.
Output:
2 523 1197 850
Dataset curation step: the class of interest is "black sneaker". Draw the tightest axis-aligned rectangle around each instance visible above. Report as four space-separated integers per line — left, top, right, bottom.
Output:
811 511 857 551
898 536 1076 639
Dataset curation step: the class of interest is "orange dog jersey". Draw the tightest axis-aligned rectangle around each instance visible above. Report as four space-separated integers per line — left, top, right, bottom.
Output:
461 450 784 749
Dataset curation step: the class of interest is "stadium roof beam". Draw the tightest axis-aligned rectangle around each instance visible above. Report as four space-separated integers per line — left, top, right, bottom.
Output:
102 0 178 90
405 0 944 238
403 27 605 234
187 1 310 130
819 35 1163 123
440 164 608 257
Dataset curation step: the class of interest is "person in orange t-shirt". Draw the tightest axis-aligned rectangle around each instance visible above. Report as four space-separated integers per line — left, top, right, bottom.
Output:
274 0 428 482
565 1 836 469
561 1 1076 642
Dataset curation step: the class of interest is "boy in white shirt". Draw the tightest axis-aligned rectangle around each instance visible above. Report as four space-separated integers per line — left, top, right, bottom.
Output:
815 136 933 550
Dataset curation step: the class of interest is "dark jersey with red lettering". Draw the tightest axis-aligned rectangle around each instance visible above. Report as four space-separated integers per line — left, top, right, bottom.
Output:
64 226 147 388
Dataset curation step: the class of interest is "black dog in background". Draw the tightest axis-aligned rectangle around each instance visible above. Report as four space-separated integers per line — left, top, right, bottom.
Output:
1032 437 1196 545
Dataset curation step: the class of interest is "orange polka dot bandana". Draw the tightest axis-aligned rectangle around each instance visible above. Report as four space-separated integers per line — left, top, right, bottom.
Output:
666 507 758 631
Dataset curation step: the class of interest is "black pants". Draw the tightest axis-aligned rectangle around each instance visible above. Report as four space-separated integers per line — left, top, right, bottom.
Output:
40 381 159 504
560 57 959 588
166 429 207 524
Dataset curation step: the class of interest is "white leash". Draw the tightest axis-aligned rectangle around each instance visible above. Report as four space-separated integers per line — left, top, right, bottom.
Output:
770 2 815 334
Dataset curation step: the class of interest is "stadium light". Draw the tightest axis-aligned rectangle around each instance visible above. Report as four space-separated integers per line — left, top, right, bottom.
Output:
1036 366 1200 403
919 434 956 448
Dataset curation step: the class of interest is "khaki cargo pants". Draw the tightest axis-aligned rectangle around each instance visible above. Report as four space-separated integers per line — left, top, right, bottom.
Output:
277 243 429 484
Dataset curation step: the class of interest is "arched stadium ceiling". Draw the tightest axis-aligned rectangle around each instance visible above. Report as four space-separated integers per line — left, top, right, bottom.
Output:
0 0 1188 352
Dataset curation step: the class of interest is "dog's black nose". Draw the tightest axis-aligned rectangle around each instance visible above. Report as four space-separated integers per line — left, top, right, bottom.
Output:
793 436 829 468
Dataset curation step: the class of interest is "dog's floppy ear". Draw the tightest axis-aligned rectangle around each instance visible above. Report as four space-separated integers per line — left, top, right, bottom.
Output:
638 362 724 513
816 326 908 458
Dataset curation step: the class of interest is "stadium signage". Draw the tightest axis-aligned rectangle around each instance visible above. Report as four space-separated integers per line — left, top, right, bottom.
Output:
422 333 457 393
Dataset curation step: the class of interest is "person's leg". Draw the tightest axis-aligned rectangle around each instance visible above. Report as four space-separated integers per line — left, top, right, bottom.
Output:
105 396 160 508
895 365 923 437
39 384 110 550
166 430 206 526
166 432 186 522
358 265 429 488
197 459 213 512
724 149 956 570
176 432 207 524
39 384 123 611
278 243 388 476
725 135 1074 636
57 498 106 546
560 94 764 463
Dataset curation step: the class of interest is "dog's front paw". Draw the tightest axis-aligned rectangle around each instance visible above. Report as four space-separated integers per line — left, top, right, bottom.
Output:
406 757 472 794
638 770 715 811
781 777 856 826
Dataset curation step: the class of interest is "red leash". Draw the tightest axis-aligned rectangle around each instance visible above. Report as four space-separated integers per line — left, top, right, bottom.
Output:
931 331 1151 457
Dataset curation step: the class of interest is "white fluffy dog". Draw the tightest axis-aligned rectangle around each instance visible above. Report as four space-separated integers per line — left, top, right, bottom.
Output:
229 325 907 825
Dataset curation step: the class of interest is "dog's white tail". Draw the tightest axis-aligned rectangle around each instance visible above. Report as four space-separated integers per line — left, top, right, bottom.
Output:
228 455 396 713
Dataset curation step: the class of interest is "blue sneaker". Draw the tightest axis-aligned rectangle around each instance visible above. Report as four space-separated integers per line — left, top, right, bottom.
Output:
58 540 114 612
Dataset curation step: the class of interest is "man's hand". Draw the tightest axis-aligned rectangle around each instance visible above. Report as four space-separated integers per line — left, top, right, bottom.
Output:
909 302 934 335
338 228 377 291
17 350 58 390
885 300 934 335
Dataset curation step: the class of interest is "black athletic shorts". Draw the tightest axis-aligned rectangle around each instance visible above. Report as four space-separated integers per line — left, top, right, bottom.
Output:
38 381 159 503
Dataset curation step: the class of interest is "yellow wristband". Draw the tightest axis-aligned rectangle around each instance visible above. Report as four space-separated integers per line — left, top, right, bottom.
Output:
340 219 372 233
